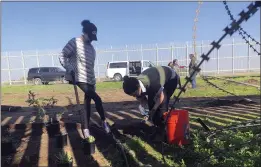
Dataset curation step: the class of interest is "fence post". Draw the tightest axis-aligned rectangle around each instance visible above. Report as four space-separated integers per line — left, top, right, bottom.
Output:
171 44 174 61
51 53 55 67
36 50 40 67
21 51 27 85
156 43 158 65
141 44 143 61
201 40 204 74
126 45 129 61
186 42 189 76
96 47 100 82
217 48 220 75
247 37 250 72
232 38 235 75
111 46 114 62
6 52 12 85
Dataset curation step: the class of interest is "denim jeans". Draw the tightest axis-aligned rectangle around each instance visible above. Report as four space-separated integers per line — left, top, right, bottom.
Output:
191 78 196 88
191 75 196 88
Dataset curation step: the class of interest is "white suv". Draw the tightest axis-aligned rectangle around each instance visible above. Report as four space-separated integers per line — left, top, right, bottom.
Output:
106 60 155 81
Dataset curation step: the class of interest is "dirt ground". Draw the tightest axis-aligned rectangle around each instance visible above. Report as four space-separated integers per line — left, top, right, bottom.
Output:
1 89 260 167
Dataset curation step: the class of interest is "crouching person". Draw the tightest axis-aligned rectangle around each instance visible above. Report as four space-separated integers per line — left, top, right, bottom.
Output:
122 66 181 128
59 19 110 137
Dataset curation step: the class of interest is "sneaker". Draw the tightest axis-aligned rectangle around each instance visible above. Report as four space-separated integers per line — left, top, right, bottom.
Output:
83 129 90 138
102 121 111 133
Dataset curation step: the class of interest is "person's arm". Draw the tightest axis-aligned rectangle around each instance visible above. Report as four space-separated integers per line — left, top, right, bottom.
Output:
148 86 165 120
136 96 148 105
59 38 76 72
152 89 164 111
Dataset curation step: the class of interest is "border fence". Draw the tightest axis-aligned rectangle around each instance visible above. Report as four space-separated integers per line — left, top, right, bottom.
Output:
1 38 260 85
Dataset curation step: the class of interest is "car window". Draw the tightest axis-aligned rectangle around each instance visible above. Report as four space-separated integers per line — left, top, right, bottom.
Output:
49 68 56 72
143 61 151 67
29 68 38 73
130 61 141 67
40 68 49 72
109 62 127 68
56 68 63 72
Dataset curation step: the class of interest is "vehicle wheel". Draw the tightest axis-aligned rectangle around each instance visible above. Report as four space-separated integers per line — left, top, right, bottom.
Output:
33 78 42 85
113 74 122 82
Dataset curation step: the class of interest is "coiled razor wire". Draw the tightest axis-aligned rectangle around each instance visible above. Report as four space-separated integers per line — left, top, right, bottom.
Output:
223 1 261 55
161 2 260 164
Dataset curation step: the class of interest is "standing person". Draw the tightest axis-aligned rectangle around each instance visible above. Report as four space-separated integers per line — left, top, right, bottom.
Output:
188 54 197 89
59 20 110 137
122 66 181 128
171 59 186 75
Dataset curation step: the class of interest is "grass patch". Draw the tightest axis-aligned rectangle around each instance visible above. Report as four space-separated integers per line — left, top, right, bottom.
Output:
2 76 260 97
124 116 261 167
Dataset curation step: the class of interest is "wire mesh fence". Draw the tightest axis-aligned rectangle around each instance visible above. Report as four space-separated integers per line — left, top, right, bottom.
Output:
1 38 260 85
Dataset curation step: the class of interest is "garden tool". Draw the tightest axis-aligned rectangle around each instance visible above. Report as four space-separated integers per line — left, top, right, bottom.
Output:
71 71 89 138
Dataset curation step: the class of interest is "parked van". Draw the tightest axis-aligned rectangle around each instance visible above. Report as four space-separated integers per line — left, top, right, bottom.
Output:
106 60 155 81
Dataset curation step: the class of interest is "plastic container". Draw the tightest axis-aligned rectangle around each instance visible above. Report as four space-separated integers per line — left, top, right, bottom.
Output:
163 110 190 146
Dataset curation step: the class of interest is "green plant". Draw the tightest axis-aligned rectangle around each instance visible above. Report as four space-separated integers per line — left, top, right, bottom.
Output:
26 90 58 122
55 152 73 164
85 135 95 143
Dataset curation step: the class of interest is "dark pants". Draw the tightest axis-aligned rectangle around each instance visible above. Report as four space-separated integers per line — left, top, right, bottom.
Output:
147 77 178 128
77 82 105 129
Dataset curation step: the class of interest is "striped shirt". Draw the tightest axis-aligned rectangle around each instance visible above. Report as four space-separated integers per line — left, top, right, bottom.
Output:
59 37 96 85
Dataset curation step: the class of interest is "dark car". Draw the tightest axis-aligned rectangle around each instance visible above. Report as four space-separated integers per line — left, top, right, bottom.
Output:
27 67 66 85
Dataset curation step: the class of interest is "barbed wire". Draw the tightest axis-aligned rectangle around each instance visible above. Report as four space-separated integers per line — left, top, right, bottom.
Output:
166 0 259 126
161 2 260 164
223 1 261 55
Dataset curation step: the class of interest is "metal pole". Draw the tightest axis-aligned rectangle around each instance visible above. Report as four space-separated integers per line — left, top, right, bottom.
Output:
156 43 158 65
171 44 174 61
36 50 40 67
96 47 100 82
232 38 235 75
111 46 114 62
217 48 220 75
186 42 189 75
201 40 204 74
6 52 12 85
126 45 129 61
247 37 250 72
141 44 143 61
51 54 55 67
21 51 27 85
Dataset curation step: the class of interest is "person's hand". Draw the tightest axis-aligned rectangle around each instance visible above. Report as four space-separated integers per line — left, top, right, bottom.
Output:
148 109 156 122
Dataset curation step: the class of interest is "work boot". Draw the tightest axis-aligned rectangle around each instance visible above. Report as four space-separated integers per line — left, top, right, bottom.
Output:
102 121 111 133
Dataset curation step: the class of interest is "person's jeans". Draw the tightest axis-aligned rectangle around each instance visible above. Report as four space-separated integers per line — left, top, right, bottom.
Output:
191 77 196 88
190 73 197 89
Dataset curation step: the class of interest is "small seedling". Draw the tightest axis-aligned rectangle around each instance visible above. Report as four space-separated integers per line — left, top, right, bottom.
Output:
26 90 59 123
55 152 73 164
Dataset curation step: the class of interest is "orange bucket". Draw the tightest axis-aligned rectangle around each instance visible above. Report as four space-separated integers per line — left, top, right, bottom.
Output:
163 110 190 146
